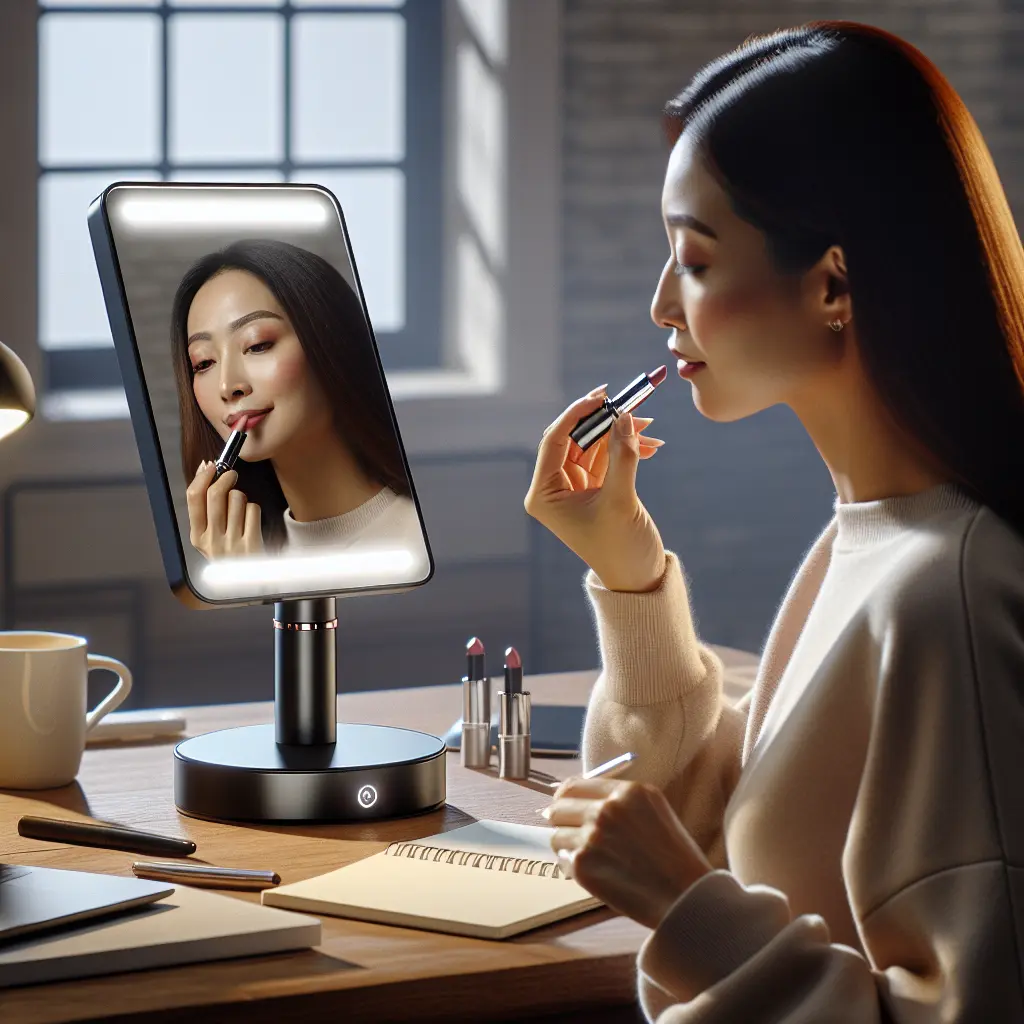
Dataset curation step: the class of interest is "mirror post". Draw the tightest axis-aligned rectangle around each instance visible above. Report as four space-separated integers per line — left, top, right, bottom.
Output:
274 598 338 745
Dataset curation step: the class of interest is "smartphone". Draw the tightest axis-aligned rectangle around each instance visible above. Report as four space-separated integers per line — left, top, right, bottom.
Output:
444 704 585 758
86 710 187 746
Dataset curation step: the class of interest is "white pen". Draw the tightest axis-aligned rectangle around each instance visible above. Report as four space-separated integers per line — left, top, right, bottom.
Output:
537 751 638 815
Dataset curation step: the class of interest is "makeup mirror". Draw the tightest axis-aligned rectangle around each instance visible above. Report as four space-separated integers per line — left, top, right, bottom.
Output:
88 183 446 824
88 182 432 608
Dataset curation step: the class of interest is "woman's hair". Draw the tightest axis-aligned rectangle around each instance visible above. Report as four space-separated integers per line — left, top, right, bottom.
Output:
664 21 1024 534
170 238 410 550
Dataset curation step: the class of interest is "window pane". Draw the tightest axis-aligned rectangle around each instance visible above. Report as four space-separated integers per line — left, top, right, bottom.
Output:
292 14 404 163
169 14 283 164
293 1 404 7
41 1 160 8
168 169 286 182
39 170 161 350
296 169 404 332
40 14 161 166
171 0 282 6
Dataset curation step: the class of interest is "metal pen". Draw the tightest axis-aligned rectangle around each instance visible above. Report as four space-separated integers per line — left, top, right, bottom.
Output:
132 861 281 892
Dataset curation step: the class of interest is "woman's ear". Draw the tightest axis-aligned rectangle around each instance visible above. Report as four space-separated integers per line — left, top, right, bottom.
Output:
820 245 852 321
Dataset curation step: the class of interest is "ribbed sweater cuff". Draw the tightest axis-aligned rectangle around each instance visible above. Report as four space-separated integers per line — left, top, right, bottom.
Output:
584 551 718 705
639 870 791 1003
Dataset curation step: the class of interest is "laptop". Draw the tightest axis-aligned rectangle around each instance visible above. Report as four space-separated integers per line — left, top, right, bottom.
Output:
0 864 173 944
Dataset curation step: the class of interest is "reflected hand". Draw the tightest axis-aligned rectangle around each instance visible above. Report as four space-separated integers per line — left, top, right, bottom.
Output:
186 462 264 560
524 387 667 592
546 777 711 930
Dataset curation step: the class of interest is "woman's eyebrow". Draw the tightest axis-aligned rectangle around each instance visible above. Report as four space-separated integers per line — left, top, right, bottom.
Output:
665 212 718 241
187 310 284 346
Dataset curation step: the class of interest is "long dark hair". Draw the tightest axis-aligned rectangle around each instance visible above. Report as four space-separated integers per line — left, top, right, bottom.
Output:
664 21 1024 534
170 238 410 550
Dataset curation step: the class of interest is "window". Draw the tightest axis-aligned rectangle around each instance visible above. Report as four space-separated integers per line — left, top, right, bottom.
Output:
37 0 443 419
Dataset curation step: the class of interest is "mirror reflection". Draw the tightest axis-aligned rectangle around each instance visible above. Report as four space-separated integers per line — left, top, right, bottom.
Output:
102 185 430 603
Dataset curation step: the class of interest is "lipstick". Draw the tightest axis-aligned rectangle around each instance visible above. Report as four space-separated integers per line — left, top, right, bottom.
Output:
569 365 668 451
212 414 248 482
498 646 530 780
460 636 491 768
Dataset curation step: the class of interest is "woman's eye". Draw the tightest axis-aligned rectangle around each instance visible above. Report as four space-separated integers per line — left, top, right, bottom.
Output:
191 359 212 374
246 340 274 355
674 262 706 277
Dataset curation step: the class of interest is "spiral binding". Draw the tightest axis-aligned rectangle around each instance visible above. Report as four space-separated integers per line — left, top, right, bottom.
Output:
385 841 568 879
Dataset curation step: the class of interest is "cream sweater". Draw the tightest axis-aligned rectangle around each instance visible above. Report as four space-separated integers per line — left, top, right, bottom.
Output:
582 483 1024 1021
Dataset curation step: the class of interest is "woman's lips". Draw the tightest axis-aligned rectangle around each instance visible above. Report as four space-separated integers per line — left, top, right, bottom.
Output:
676 358 706 379
241 411 268 430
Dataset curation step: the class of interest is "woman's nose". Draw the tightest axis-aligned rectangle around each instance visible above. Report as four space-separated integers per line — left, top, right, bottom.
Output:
220 374 252 400
650 261 684 330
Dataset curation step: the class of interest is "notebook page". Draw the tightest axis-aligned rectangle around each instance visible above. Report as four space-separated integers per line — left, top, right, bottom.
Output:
263 852 600 939
385 820 560 866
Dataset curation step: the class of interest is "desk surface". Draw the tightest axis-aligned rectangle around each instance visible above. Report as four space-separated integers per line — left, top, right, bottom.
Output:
1 648 759 1024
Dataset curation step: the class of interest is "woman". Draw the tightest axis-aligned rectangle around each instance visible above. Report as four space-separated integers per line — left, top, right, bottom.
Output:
170 238 423 563
529 21 1024 1021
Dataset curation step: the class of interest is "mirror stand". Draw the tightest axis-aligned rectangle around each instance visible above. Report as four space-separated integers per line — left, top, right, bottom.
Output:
171 598 447 822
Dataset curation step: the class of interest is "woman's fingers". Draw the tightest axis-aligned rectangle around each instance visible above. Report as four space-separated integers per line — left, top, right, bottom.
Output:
186 461 215 542
243 501 262 554
226 487 247 547
531 390 608 488
205 469 236 546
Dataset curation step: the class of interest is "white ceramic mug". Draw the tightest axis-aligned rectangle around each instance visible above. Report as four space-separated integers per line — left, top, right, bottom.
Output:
0 631 132 790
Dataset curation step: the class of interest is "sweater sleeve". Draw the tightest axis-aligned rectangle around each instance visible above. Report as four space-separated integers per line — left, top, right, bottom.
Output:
630 510 1024 1022
582 551 749 867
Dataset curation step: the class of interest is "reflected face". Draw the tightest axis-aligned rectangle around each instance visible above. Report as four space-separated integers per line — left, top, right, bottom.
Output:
651 135 830 421
186 269 333 461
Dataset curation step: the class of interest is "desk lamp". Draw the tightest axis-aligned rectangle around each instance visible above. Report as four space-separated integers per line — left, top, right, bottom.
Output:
0 340 35 442
88 183 446 824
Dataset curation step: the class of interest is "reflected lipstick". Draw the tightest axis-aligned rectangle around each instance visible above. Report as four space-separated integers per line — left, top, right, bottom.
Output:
212 414 248 482
570 365 667 451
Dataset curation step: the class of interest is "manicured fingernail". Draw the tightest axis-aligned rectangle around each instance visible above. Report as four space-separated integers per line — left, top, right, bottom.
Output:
616 412 635 437
645 438 666 447
588 383 609 398
538 806 552 819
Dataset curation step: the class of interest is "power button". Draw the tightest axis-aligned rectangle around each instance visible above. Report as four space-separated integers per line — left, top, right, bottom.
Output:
357 784 378 809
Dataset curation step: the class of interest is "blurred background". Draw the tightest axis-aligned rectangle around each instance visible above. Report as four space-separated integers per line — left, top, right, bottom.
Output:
0 0 1011 708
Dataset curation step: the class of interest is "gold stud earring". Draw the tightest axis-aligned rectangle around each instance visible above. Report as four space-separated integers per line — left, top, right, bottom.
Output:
828 319 846 333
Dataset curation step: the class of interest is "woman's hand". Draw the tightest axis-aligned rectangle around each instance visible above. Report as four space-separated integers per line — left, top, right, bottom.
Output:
545 777 712 930
186 462 264 560
524 388 667 592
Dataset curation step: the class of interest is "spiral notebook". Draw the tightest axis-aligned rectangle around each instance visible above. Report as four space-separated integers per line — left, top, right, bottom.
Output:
261 820 602 940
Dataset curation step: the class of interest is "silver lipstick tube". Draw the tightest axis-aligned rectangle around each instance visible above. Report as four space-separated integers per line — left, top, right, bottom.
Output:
212 428 246 481
497 690 531 779
460 674 491 768
569 373 655 451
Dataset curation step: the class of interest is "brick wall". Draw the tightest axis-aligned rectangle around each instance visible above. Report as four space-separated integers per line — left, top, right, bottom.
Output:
538 0 1015 670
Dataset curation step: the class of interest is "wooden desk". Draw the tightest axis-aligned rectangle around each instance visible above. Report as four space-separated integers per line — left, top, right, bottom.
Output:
1 649 758 1024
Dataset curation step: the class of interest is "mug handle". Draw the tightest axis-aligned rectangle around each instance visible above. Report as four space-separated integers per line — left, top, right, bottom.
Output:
84 654 134 732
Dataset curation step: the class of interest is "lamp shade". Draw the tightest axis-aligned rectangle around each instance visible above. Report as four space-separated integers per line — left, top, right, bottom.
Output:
0 340 35 442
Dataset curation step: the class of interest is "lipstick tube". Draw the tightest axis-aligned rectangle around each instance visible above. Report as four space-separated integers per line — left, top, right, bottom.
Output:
461 637 491 768
212 426 247 482
570 369 662 451
498 647 530 779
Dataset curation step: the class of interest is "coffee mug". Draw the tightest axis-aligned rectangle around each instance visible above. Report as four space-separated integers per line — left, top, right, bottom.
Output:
0 631 132 789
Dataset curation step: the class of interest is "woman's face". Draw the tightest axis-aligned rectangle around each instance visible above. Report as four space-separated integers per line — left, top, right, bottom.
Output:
651 134 841 422
186 268 334 461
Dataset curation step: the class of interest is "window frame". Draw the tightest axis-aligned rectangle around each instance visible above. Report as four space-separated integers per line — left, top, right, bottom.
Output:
37 0 444 391
0 0 562 473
